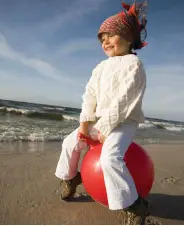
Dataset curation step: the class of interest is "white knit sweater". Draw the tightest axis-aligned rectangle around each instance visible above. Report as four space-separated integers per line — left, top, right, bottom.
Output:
80 54 146 137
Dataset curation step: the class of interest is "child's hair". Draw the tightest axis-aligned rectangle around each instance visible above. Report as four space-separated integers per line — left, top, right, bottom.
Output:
98 1 148 51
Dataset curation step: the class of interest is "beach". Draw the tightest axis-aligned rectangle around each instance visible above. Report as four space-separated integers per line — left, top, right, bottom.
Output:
1 99 184 224
0 142 184 225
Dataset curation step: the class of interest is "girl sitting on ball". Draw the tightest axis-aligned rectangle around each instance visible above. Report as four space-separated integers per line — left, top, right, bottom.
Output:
55 1 148 224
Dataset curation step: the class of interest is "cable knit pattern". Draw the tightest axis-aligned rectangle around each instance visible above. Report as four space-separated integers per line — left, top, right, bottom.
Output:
80 54 146 137
80 68 98 122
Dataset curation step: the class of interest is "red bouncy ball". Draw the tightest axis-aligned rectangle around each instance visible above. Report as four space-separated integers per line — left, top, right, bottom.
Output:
81 142 154 207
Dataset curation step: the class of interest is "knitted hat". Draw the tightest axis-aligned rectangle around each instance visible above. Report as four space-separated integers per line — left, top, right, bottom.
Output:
98 1 148 50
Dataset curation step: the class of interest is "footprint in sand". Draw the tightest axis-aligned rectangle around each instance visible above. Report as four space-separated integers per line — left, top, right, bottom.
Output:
161 176 180 184
146 216 162 225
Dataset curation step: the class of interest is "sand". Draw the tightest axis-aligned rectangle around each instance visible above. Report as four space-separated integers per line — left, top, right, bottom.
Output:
0 142 184 225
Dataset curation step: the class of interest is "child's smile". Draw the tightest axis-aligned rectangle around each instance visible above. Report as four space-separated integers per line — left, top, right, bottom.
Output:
101 33 131 57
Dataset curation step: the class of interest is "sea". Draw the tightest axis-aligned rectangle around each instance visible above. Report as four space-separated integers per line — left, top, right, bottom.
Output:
0 99 184 154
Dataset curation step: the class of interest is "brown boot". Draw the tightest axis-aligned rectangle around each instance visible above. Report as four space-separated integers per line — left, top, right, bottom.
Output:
60 172 82 200
123 196 149 225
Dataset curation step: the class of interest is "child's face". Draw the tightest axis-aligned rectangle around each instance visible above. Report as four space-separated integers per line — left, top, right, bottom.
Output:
100 33 131 57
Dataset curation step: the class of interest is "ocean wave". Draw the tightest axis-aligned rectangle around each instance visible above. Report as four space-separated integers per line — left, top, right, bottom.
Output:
163 124 184 132
43 106 65 111
25 111 63 120
55 107 65 111
0 106 29 115
0 107 65 121
62 114 79 121
151 123 165 130
0 106 81 122
151 121 184 132
0 134 63 142
139 122 155 129
139 121 184 132
0 122 77 142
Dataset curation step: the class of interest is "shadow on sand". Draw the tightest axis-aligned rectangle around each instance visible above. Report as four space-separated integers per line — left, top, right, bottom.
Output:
147 193 184 221
61 192 184 224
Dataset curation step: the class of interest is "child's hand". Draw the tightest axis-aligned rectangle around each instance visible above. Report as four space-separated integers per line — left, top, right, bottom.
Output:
77 132 100 146
77 132 89 143
76 132 89 151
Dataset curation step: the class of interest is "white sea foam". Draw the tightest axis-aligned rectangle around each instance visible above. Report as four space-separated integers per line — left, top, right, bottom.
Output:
138 121 155 129
55 107 65 111
0 106 33 115
151 121 184 132
62 114 79 121
43 106 65 111
7 107 29 114
164 125 184 132
138 120 184 132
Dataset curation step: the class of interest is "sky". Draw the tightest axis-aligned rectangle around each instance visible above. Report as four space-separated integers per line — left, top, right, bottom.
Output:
0 0 184 122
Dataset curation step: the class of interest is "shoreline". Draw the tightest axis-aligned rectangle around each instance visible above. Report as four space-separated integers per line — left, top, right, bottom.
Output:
0 139 184 155
0 142 184 224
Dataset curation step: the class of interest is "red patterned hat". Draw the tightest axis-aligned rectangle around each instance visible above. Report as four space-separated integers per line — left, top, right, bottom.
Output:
98 1 148 50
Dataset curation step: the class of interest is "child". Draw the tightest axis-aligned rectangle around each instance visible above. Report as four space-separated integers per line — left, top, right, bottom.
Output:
55 1 148 224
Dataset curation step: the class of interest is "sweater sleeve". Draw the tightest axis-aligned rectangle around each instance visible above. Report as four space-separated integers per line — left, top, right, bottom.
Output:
80 68 97 122
94 60 146 137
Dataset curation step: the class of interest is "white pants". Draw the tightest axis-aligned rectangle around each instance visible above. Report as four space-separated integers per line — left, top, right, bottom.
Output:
55 119 139 210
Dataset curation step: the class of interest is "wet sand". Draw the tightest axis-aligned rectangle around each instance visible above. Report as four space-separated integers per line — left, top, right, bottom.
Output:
0 142 184 224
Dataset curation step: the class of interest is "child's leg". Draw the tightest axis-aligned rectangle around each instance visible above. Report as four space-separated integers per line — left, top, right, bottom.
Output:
100 119 139 210
55 123 98 180
55 127 84 180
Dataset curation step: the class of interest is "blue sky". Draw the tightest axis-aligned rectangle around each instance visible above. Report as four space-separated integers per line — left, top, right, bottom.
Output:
0 0 184 122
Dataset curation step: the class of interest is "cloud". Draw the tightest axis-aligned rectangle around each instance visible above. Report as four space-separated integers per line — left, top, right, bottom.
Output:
37 0 106 34
0 33 72 83
57 37 100 55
